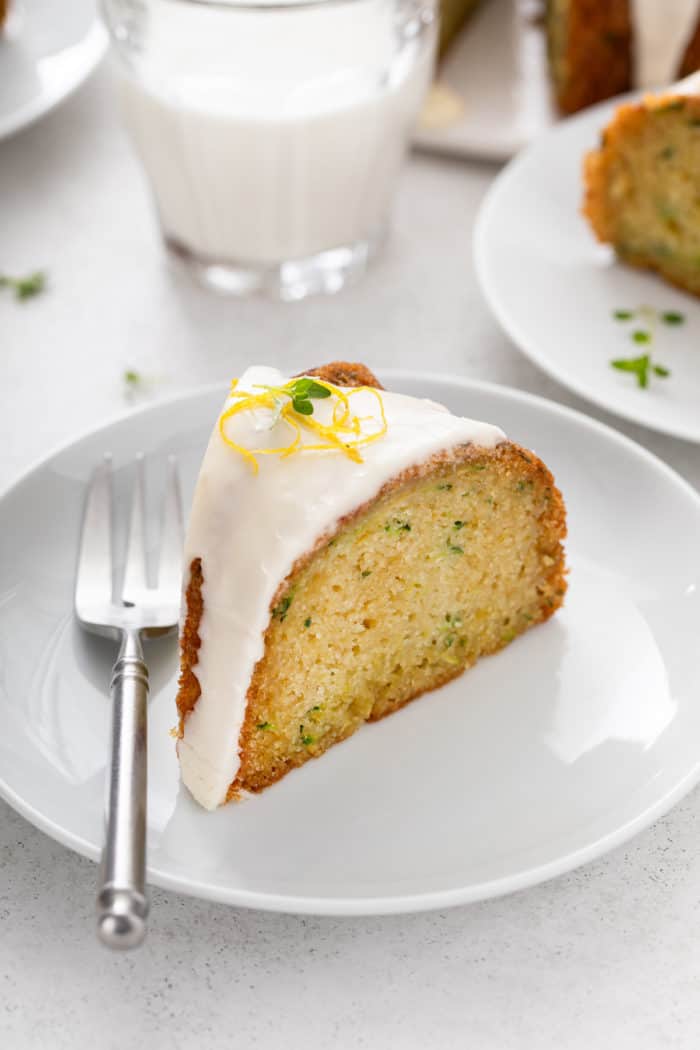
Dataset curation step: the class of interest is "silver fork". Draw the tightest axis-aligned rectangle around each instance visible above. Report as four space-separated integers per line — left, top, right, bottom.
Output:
75 453 182 950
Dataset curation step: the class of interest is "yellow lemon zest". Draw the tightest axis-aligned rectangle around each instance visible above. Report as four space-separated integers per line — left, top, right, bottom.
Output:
218 378 387 472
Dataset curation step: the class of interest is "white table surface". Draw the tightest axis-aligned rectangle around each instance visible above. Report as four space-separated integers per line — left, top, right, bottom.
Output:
2 63 700 1050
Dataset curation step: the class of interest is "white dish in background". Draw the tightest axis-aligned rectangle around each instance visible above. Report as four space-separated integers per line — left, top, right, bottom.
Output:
0 0 106 142
414 0 556 161
474 96 700 443
2 372 700 915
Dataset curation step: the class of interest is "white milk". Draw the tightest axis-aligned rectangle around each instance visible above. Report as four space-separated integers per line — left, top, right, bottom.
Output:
117 0 435 265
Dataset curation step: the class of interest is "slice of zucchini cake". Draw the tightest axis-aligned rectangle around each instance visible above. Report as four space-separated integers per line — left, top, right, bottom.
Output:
584 74 700 296
177 362 567 808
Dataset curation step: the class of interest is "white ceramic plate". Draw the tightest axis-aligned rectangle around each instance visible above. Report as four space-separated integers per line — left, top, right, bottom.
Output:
2 372 700 915
0 0 106 142
414 0 557 161
474 95 700 443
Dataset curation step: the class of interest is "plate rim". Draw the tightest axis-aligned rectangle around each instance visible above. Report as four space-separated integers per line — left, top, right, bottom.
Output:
3 370 700 915
0 16 108 143
473 94 700 446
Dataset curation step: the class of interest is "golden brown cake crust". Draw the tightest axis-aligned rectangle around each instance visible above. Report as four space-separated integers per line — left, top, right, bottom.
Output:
583 91 700 297
177 407 568 803
679 19 700 77
176 558 204 727
299 362 384 390
547 0 632 115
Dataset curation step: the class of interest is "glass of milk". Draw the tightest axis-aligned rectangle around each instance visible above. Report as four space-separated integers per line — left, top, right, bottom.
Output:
103 0 437 300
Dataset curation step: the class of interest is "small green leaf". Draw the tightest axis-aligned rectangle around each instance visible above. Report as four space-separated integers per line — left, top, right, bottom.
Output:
613 309 634 321
305 381 331 399
661 311 684 325
303 617 312 628
256 722 275 731
610 353 670 389
361 569 372 577
290 378 312 395
290 378 331 400
632 329 651 344
611 354 650 388
124 369 142 387
453 521 465 529
611 355 647 373
292 397 313 415
0 270 47 300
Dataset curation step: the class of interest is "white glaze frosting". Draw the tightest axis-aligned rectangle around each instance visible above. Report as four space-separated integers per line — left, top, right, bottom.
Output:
672 70 700 94
178 366 505 809
631 0 700 87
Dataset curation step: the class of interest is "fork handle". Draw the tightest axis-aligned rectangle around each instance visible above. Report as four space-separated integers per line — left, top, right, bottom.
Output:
97 629 149 949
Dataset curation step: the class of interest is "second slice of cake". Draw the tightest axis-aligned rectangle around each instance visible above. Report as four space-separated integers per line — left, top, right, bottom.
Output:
177 362 567 809
583 74 700 297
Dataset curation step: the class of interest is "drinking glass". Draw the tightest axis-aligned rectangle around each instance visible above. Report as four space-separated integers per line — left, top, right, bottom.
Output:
103 0 437 299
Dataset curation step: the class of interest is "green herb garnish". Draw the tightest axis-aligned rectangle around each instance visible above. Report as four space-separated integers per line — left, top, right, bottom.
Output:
124 369 142 388
447 543 464 555
0 270 46 300
256 722 275 731
610 306 683 387
436 482 453 491
360 569 372 577
285 377 331 416
303 617 311 628
610 354 671 388
453 520 465 530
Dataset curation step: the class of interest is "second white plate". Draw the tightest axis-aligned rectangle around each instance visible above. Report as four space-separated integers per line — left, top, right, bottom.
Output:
0 0 106 142
474 96 700 443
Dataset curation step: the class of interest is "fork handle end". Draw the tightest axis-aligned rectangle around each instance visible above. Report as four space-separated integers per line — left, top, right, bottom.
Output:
97 629 149 950
97 887 148 949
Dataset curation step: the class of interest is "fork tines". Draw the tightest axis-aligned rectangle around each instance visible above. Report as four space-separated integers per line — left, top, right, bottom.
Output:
75 454 183 635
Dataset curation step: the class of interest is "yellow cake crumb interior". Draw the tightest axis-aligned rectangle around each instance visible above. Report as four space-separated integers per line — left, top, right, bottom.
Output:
584 97 700 296
235 449 565 793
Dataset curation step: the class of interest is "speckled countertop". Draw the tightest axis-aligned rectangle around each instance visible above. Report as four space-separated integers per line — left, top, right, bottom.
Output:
1 64 700 1050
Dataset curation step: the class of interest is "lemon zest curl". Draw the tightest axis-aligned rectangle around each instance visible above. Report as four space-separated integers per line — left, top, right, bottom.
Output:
218 377 387 474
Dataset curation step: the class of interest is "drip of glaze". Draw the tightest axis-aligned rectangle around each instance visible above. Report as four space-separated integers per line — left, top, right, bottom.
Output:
631 0 700 87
